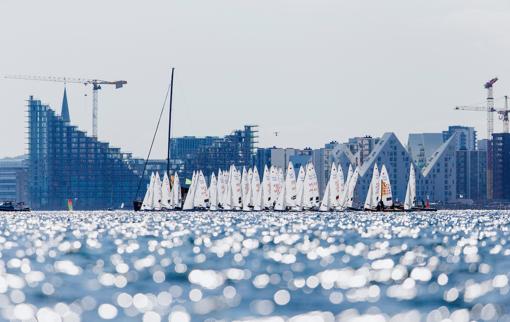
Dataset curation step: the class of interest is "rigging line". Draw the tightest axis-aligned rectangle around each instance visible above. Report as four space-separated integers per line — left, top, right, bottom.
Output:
134 82 172 200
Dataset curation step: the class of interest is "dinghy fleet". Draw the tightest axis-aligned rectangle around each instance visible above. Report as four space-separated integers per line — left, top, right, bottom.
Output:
141 160 428 212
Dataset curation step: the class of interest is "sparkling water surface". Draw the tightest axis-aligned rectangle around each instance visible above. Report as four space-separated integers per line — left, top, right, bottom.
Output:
0 211 509 322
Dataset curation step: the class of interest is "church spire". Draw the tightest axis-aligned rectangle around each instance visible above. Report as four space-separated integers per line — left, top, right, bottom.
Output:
61 87 70 123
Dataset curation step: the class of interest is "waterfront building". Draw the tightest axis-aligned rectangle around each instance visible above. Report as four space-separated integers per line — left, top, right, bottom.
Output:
421 135 458 204
255 147 298 173
443 125 477 151
357 133 413 204
28 94 142 210
174 125 258 183
407 133 444 169
0 156 28 204
320 142 356 193
288 148 313 173
478 139 488 151
492 133 510 201
456 150 487 203
347 136 380 166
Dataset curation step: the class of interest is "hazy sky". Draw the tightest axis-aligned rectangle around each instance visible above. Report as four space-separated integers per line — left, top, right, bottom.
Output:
1 0 510 159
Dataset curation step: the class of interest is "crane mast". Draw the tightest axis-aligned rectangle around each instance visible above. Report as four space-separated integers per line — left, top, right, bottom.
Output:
93 84 100 138
485 78 498 140
484 77 497 201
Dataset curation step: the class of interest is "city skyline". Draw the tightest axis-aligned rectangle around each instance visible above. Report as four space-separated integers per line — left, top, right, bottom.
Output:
2 1 510 159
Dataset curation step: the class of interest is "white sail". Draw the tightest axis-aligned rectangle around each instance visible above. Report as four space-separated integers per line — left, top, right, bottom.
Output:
142 172 155 210
274 178 286 211
379 165 393 207
404 164 416 210
344 167 360 208
223 167 233 210
152 172 162 211
294 166 306 211
193 171 209 209
241 167 251 211
262 165 272 209
269 166 280 208
276 168 285 208
339 165 353 208
329 163 340 208
232 166 242 209
252 167 262 211
303 162 319 210
216 170 223 209
319 179 331 211
209 172 218 211
161 172 171 209
183 171 196 210
248 168 253 206
171 173 182 209
285 162 297 208
336 164 345 209
364 164 380 210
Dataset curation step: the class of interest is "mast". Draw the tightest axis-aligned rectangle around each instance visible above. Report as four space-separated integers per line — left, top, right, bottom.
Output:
167 68 175 177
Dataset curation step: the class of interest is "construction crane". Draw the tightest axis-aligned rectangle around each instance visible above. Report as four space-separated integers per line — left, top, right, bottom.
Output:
454 77 499 139
454 77 501 201
4 74 127 138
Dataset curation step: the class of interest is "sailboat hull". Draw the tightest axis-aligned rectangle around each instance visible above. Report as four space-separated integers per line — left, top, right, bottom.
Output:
406 207 437 212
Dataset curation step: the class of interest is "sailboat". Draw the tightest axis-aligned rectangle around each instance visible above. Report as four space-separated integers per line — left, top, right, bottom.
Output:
193 171 209 209
209 173 218 211
319 179 331 211
284 162 297 209
302 162 320 210
216 170 224 209
366 164 404 212
183 171 197 210
232 166 242 210
134 68 182 211
340 166 360 211
161 172 172 209
152 172 162 211
293 165 306 211
335 163 345 211
404 164 437 212
378 165 398 211
141 172 155 210
262 165 272 210
320 163 341 211
242 167 252 211
363 164 380 211
269 166 280 209
223 167 233 210
339 165 353 209
171 173 182 209
251 167 262 211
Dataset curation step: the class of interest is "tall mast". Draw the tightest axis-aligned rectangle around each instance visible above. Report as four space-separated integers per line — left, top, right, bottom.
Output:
167 68 175 177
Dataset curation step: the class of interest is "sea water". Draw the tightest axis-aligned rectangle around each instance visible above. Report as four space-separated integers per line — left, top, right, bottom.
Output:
0 211 509 322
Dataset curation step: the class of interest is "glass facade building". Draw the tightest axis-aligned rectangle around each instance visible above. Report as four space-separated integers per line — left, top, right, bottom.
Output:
456 150 487 203
0 156 28 203
442 126 477 151
492 133 510 201
171 125 258 182
28 96 142 210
